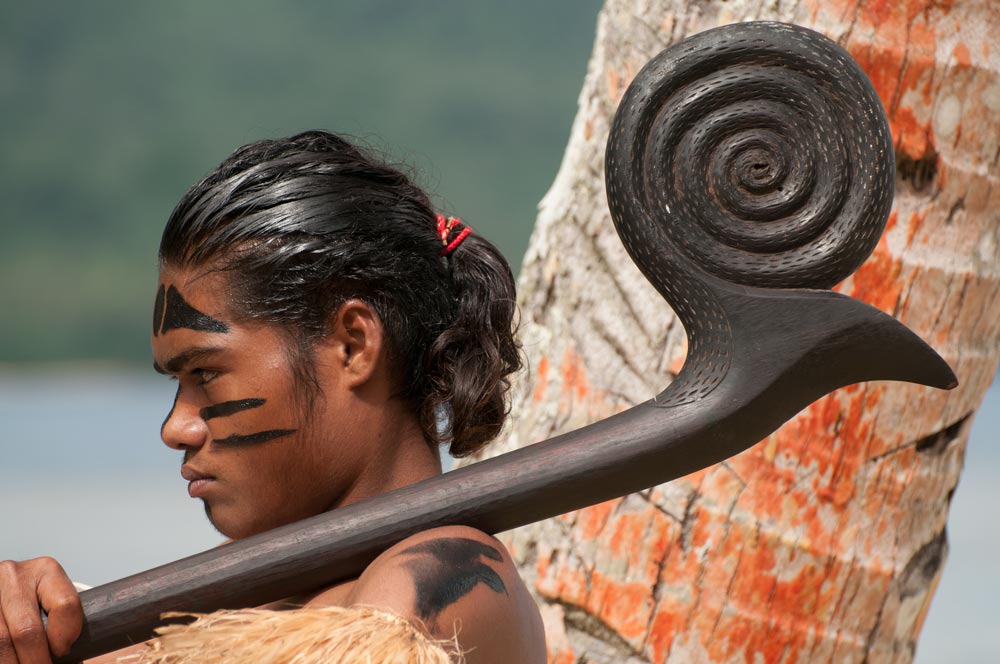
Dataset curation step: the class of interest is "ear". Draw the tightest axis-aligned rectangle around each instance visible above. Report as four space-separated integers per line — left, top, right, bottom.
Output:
325 298 385 389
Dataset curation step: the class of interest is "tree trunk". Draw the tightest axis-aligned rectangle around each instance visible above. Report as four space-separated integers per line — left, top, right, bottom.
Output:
466 1 1000 662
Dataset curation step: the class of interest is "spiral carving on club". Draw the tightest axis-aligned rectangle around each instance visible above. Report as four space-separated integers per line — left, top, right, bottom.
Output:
605 21 895 406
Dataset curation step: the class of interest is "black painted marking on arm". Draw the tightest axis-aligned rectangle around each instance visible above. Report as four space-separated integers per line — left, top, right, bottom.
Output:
213 429 297 447
162 384 180 436
153 284 166 337
200 398 266 421
399 537 507 626
160 285 229 335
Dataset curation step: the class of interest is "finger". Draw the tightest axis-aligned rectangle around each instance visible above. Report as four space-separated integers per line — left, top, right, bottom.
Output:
0 618 15 664
0 561 51 664
36 566 82 659
0 560 26 664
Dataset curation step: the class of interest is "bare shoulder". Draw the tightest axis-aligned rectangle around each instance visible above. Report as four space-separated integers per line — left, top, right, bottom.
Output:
312 525 546 663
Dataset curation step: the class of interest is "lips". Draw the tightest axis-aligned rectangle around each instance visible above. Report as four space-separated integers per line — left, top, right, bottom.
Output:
181 465 217 498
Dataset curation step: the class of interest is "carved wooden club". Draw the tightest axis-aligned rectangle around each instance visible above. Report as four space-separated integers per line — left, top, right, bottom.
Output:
56 22 955 663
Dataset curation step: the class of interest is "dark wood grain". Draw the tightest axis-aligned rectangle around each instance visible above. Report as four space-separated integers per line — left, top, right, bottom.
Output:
57 22 956 663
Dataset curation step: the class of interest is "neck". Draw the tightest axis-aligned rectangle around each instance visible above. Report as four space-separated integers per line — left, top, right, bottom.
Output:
331 408 443 511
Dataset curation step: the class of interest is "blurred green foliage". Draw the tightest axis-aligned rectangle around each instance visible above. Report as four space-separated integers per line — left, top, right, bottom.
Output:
0 1 602 363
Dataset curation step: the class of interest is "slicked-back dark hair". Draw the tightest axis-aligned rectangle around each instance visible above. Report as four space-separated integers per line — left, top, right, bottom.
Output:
160 130 521 457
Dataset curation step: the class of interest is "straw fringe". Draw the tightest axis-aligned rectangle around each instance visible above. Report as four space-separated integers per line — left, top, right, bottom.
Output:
118 606 463 664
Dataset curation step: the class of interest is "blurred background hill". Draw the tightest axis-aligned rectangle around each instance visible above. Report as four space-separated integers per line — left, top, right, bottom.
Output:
0 0 601 363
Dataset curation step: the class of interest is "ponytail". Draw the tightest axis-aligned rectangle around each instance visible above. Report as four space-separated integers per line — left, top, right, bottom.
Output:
422 230 521 457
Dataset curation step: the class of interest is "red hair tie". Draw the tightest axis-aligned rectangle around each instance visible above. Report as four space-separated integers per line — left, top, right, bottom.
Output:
436 214 472 256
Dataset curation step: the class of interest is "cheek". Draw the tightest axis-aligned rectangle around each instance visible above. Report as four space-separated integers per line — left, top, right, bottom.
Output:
202 388 300 447
210 442 313 537
274 426 352 497
243 427 325 488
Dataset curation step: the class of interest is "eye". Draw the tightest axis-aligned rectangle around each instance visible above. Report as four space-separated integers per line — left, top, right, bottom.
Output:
192 368 220 385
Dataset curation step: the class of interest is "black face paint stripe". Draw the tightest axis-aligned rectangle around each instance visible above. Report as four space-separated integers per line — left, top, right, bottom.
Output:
399 537 507 626
159 285 229 335
162 384 180 436
213 429 296 447
200 398 266 421
153 284 166 337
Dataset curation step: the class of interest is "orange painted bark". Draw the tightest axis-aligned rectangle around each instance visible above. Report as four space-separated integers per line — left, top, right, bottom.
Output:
470 1 1000 662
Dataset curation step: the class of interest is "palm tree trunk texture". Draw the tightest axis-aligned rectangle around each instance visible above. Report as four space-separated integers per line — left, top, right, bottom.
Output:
466 1 1000 662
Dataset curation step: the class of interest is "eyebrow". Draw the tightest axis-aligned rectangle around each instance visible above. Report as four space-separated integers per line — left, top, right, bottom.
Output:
153 346 226 375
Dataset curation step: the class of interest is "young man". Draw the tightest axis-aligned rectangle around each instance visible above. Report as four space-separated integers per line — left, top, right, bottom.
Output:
0 131 546 663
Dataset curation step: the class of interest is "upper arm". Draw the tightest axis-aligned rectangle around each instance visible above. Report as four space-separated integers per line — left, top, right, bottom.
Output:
310 526 545 664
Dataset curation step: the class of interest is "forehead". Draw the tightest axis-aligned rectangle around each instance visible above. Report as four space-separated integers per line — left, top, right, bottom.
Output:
151 268 239 371
153 267 233 337
151 267 300 374
151 267 306 383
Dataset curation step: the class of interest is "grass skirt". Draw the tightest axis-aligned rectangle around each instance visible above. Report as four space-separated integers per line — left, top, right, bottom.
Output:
120 606 462 663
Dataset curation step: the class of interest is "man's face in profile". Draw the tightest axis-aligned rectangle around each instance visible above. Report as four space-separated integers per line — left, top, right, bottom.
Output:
150 266 369 540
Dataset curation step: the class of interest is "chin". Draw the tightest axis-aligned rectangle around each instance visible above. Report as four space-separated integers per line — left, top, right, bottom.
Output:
210 508 300 542
203 503 258 540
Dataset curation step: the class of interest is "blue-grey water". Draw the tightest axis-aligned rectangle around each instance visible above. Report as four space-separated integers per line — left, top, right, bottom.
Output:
0 369 996 662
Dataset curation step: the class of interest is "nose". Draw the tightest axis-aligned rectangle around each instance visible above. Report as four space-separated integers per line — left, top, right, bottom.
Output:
160 385 209 451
